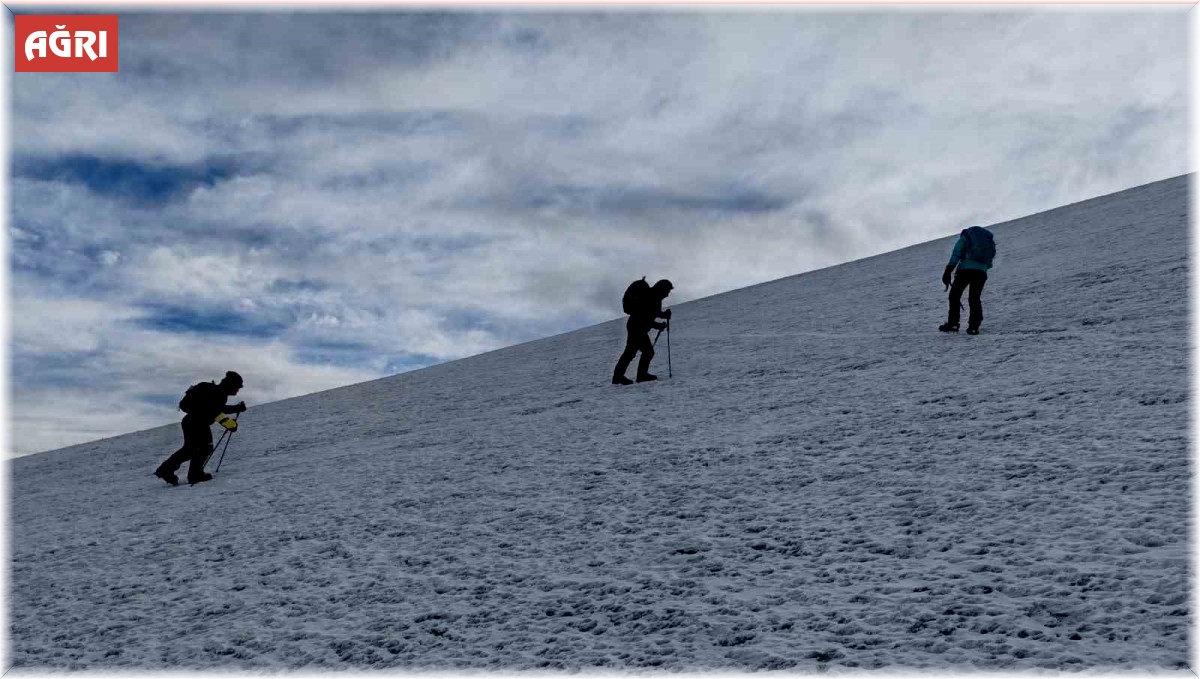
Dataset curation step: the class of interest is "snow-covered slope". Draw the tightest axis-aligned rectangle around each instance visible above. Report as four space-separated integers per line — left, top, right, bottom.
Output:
9 175 1190 672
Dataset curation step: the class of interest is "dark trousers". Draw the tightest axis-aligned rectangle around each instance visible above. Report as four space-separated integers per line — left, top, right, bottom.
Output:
948 268 987 330
159 415 213 480
614 321 656 379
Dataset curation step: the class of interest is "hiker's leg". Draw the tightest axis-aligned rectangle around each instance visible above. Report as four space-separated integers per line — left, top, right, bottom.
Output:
967 271 987 331
181 417 213 480
635 332 656 379
614 325 640 380
947 272 969 327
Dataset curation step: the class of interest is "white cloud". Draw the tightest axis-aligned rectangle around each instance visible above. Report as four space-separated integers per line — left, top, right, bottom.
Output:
135 247 259 298
11 294 138 355
7 9 1188 455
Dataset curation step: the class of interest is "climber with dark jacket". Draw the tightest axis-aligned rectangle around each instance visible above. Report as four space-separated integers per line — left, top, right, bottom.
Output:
154 371 247 485
613 279 673 384
940 225 996 335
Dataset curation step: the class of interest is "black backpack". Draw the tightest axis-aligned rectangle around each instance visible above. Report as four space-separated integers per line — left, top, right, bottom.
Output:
622 277 650 315
178 381 217 414
962 226 996 267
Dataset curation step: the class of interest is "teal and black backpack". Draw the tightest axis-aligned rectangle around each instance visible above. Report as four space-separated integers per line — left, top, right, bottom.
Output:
962 226 996 267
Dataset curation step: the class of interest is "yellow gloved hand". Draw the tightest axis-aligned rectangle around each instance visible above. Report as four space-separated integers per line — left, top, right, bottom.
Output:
216 414 238 432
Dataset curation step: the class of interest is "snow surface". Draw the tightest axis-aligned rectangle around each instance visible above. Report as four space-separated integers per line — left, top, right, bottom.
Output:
8 175 1191 672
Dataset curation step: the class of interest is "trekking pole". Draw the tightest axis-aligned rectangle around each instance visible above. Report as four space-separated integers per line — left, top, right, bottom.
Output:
205 427 232 469
214 412 240 473
666 320 672 378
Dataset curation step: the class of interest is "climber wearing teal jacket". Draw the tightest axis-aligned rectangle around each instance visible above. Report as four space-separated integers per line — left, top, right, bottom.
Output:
939 226 995 335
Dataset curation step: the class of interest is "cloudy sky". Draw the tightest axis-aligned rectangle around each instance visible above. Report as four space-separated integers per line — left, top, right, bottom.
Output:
6 6 1189 456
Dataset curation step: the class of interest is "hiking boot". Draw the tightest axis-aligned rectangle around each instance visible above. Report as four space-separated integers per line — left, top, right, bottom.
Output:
612 375 633 385
154 467 179 486
938 323 959 333
188 472 213 485
636 373 658 383
966 328 980 335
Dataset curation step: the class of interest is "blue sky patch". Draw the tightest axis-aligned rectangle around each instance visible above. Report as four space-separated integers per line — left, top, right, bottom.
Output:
133 304 290 338
15 154 236 206
256 110 469 138
490 183 791 216
291 339 379 369
268 278 330 294
12 351 104 390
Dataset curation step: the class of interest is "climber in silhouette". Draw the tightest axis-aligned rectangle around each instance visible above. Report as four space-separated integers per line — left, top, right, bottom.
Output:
154 371 247 485
940 225 996 335
613 278 673 384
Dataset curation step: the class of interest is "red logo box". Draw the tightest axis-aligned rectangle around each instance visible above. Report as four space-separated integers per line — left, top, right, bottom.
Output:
15 15 118 72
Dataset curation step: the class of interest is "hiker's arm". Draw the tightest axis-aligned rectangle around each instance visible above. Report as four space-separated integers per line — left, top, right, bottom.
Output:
947 235 966 267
